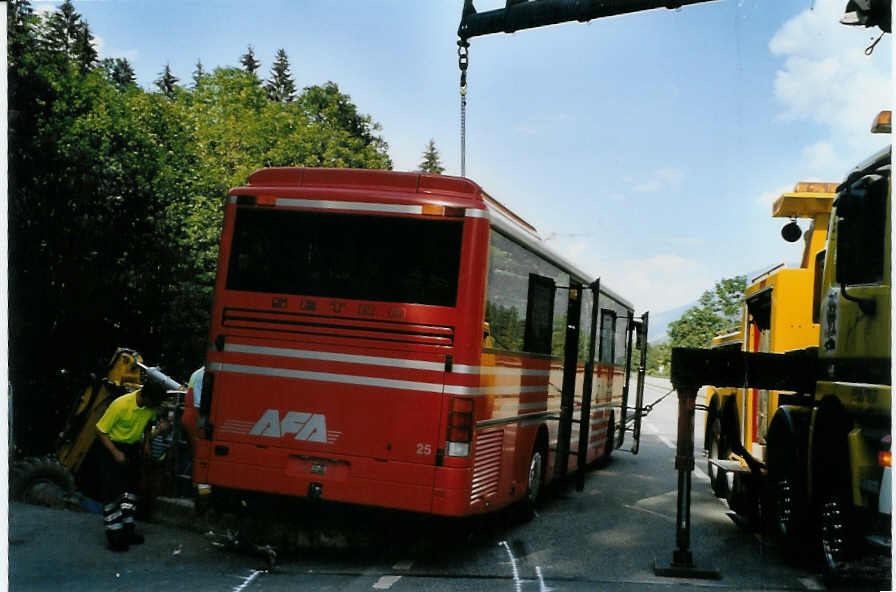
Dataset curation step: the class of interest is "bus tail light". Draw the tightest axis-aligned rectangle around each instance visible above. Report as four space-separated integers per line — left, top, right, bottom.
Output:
446 397 474 457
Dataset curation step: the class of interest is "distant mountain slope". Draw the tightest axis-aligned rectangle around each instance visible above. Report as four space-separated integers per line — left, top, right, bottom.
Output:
647 302 690 343
646 265 792 343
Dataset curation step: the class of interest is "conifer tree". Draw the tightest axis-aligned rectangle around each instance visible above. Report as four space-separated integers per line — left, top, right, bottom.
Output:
192 58 206 87
419 140 444 174
43 0 80 54
73 24 98 73
155 63 179 98
103 57 136 88
265 49 297 103
43 0 97 70
240 45 261 75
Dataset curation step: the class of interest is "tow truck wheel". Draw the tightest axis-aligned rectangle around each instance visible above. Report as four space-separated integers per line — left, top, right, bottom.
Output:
707 417 729 498
765 409 808 544
812 398 856 572
818 482 855 571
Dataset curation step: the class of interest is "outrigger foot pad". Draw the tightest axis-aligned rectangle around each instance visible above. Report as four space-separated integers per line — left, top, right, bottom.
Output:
653 558 721 580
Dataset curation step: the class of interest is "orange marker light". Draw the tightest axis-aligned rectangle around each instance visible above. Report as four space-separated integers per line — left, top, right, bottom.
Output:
794 182 839 194
879 450 892 468
871 110 891 134
422 204 446 216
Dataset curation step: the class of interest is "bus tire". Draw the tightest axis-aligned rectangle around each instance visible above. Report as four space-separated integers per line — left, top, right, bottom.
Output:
517 439 547 522
598 412 615 465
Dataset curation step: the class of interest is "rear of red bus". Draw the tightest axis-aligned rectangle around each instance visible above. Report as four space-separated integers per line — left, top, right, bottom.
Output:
192 168 491 516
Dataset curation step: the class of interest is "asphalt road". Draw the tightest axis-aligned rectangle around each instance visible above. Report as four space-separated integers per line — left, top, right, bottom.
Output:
9 377 882 591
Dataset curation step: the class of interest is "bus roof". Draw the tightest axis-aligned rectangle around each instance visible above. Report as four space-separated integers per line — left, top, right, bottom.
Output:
233 167 634 311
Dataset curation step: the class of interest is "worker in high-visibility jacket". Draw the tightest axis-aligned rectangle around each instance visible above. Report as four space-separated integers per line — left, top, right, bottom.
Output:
95 380 169 551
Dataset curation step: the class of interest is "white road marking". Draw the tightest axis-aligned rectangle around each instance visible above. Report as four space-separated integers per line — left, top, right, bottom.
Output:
643 422 711 482
372 575 402 589
499 540 522 592
535 566 553 592
391 560 413 570
623 503 675 523
798 576 826 590
232 570 263 592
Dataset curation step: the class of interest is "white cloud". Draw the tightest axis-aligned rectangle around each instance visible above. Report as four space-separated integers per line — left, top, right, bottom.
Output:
632 167 686 193
755 184 793 208
770 0 891 157
801 140 841 174
601 253 712 313
33 2 56 16
556 240 587 263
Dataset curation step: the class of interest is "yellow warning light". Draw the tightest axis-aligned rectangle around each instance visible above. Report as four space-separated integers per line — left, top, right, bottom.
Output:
793 182 839 194
871 110 891 134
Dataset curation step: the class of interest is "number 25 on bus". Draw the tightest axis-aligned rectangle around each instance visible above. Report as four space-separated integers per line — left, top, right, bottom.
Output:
192 167 647 518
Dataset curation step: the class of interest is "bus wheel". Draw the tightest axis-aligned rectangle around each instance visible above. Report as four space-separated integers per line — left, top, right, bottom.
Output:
598 412 615 465
516 444 545 522
707 417 729 498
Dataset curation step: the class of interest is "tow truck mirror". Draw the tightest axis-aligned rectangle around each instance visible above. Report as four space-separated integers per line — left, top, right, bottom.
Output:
835 173 887 287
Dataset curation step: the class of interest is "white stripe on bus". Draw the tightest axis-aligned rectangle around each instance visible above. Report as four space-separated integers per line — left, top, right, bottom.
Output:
210 362 551 396
277 198 423 214
225 343 551 376
227 196 489 220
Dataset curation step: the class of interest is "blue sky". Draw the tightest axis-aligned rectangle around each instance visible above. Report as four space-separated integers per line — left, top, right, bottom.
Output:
43 0 892 314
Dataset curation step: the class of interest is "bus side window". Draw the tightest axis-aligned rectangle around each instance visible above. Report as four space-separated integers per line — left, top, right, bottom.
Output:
524 274 555 355
598 310 616 364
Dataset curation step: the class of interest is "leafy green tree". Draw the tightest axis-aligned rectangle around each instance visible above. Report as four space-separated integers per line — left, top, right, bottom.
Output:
299 81 391 163
265 48 296 102
155 63 179 97
419 139 445 174
7 4 394 456
667 276 746 348
240 44 261 75
646 341 671 376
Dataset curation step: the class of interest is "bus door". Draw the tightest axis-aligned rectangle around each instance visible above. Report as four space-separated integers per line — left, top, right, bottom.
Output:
553 280 583 479
617 312 649 454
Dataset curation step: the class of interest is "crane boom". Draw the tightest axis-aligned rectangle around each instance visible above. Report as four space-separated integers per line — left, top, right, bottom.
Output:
457 0 718 40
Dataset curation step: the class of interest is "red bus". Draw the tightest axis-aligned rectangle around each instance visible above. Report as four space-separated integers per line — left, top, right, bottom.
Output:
193 167 646 517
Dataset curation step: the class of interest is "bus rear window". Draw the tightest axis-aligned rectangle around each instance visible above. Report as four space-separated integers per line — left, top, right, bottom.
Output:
226 208 463 306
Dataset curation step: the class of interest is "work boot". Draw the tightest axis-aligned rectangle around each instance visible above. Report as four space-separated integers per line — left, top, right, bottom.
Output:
106 530 130 552
124 523 145 545
121 493 143 544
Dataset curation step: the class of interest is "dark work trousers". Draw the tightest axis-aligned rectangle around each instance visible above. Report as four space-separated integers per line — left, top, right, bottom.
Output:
99 441 143 547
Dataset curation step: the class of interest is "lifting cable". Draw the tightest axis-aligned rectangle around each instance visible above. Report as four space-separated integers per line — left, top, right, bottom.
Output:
639 386 676 417
458 39 470 177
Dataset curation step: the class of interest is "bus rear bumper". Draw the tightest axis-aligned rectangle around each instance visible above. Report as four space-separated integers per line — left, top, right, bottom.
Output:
203 445 476 516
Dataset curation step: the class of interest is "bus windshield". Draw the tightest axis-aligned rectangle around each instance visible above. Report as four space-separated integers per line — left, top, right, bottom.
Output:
226 208 464 306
